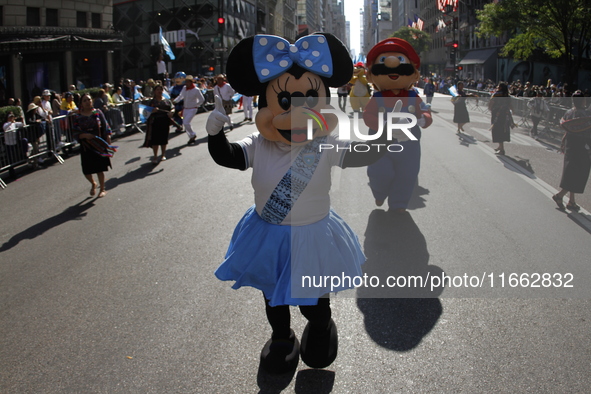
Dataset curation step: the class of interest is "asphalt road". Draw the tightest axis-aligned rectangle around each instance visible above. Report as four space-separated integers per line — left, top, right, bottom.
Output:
1 92 590 393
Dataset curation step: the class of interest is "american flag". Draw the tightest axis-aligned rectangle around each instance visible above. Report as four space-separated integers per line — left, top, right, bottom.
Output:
437 0 458 12
416 17 424 31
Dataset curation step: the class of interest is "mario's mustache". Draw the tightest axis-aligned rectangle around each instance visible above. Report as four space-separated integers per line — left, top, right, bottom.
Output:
370 63 415 76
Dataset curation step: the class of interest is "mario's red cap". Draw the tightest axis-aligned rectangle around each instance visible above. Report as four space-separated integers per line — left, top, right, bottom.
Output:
366 37 420 69
354 62 365 68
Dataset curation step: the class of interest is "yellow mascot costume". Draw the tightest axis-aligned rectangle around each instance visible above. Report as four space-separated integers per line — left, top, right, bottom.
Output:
349 61 371 112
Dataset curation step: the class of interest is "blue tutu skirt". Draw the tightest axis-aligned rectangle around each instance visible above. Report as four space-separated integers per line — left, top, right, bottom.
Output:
215 205 366 306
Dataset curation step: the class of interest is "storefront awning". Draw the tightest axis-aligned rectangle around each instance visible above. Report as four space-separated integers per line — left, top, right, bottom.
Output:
458 49 496 65
0 35 69 44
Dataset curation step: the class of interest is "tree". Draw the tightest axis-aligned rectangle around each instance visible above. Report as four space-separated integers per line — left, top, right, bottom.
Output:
390 27 432 54
477 0 591 86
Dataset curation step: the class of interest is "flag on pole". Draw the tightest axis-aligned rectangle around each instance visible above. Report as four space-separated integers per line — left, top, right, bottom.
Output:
416 17 424 31
138 104 154 123
159 26 176 60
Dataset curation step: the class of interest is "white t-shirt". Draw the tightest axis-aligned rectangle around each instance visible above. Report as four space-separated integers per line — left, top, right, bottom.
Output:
156 60 166 75
173 86 205 108
214 83 235 101
3 121 23 145
41 100 52 120
237 132 350 226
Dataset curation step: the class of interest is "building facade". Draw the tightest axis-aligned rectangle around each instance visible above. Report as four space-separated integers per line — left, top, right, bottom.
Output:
113 0 303 80
0 0 121 105
113 0 259 79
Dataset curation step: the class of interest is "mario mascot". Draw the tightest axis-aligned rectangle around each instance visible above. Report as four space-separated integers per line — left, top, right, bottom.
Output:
349 62 371 113
205 33 395 374
169 71 186 132
363 37 433 213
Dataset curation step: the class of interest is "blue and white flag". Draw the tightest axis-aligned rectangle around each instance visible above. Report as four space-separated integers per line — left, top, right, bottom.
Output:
162 90 170 99
159 26 176 60
232 93 243 103
448 85 458 97
138 104 153 123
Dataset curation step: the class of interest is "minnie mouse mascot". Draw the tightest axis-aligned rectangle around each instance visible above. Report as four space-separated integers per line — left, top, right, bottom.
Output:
206 33 392 374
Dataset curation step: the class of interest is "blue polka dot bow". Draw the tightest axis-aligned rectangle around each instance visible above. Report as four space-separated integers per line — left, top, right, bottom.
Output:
253 35 334 83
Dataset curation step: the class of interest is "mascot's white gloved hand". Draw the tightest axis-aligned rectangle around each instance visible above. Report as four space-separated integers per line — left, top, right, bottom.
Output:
389 100 412 142
206 95 231 136
417 115 427 128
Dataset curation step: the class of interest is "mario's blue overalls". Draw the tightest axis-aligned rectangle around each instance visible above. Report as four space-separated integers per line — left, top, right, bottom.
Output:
365 89 424 210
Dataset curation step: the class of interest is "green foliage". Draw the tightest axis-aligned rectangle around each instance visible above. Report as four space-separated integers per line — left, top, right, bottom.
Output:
477 0 591 65
74 88 102 98
0 106 23 124
390 27 432 54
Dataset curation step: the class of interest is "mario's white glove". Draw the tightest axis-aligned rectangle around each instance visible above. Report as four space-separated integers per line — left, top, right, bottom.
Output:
206 95 231 136
417 115 427 128
389 100 412 142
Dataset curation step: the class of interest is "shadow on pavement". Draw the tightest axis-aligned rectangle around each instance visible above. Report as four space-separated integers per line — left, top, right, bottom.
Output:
255 365 335 394
407 183 429 210
104 163 163 190
499 154 537 177
294 369 335 393
356 209 443 351
457 132 477 147
256 362 297 393
0 199 96 252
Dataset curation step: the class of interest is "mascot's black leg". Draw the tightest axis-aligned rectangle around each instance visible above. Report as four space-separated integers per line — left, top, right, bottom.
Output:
260 295 300 374
299 297 338 369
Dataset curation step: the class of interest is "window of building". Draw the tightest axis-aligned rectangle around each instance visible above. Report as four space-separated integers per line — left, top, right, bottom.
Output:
77 11 87 28
27 7 41 26
46 8 58 27
91 13 101 28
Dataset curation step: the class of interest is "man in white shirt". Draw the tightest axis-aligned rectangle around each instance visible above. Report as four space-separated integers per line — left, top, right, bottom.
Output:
213 74 236 130
40 90 53 122
173 75 205 144
40 90 56 149
156 53 167 80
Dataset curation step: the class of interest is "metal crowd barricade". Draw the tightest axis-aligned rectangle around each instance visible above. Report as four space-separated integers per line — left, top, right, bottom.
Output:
119 101 136 129
0 121 61 188
104 105 126 135
118 100 145 133
51 114 78 161
1 100 152 188
465 88 491 114
508 96 570 137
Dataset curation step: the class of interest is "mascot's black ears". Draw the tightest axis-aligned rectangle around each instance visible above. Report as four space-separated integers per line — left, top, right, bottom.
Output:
226 33 353 97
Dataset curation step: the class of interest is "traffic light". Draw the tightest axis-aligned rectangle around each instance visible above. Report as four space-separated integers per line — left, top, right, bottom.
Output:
218 17 225 25
452 42 458 49
457 66 463 71
209 66 214 72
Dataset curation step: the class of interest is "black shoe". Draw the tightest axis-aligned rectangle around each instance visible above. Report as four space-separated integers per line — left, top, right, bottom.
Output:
552 194 565 210
300 318 338 369
260 329 300 374
187 136 196 145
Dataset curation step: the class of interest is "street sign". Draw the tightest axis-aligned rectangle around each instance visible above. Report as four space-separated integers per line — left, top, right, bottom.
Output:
215 47 227 52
